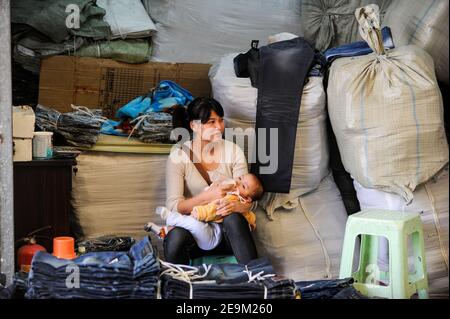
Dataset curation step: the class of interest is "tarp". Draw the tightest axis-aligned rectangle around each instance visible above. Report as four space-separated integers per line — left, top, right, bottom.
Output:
11 0 110 43
74 39 152 64
302 0 391 51
96 0 157 39
143 0 303 64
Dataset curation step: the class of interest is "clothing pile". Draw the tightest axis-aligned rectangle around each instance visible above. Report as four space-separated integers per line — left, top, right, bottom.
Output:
35 104 105 148
160 257 297 299
26 236 160 299
101 80 193 143
76 236 136 254
295 277 368 299
11 0 156 74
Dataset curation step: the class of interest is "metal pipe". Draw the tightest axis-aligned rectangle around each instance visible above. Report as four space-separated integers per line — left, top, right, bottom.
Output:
0 0 15 286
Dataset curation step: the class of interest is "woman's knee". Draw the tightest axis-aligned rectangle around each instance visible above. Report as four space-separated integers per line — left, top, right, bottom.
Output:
222 212 247 229
163 227 192 261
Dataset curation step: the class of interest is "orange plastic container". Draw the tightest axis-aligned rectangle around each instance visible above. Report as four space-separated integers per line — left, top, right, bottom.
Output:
53 237 77 259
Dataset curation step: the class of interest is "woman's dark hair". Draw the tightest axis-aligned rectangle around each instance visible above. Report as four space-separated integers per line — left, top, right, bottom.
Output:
187 97 224 124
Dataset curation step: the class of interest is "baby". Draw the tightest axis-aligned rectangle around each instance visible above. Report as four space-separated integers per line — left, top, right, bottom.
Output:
145 173 263 251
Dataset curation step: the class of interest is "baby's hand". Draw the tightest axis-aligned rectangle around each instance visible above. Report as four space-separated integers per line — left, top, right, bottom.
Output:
191 209 199 219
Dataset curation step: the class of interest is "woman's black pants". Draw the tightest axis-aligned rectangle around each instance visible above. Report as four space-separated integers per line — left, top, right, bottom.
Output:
163 213 258 265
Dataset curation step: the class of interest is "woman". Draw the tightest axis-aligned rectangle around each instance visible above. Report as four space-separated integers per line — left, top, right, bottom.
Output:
164 97 258 264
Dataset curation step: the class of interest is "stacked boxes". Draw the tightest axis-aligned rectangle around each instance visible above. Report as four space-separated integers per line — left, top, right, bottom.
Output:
13 105 35 162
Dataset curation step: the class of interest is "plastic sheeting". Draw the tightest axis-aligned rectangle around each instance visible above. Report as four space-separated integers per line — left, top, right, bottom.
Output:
96 0 156 39
382 0 449 85
210 53 329 218
354 167 449 297
143 0 303 64
74 39 152 64
327 5 449 203
72 151 168 254
252 174 348 281
302 0 391 51
11 0 110 43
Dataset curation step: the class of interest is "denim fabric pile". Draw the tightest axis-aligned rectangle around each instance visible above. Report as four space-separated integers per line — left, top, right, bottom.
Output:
26 236 160 299
160 257 297 299
295 277 368 299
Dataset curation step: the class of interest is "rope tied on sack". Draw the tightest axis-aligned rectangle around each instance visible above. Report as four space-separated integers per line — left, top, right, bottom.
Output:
355 4 385 56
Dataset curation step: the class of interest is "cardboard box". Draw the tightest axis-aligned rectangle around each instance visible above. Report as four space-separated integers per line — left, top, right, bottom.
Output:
13 138 32 162
38 56 212 119
13 105 35 139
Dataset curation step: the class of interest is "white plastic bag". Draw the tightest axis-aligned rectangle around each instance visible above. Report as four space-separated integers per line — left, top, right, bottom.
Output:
97 0 156 39
144 0 303 64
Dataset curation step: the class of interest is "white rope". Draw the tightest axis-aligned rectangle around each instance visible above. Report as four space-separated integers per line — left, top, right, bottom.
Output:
159 260 212 299
127 113 151 140
160 260 277 299
156 279 162 299
242 265 276 299
424 183 449 272
299 197 333 279
70 104 108 123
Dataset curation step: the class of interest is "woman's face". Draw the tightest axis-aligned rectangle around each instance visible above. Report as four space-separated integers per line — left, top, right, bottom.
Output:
191 111 225 142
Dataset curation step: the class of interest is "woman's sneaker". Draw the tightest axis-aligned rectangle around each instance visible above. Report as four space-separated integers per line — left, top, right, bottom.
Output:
144 222 167 239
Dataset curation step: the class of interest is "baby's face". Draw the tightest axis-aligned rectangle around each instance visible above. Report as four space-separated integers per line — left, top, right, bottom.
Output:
234 174 257 201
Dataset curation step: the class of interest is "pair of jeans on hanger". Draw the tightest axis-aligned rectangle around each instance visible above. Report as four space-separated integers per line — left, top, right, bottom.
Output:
250 37 315 193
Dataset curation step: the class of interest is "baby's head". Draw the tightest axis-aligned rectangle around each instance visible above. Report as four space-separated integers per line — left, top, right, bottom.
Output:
234 173 264 203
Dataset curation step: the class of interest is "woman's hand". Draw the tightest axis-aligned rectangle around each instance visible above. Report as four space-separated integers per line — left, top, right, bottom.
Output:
205 182 229 202
216 199 252 217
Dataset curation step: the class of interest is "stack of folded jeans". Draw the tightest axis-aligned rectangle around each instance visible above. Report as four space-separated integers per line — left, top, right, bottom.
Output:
26 236 160 299
160 257 297 299
295 277 367 299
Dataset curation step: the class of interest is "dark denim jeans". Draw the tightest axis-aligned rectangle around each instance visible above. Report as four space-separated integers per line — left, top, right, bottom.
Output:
324 26 395 63
161 257 296 299
295 277 358 299
26 236 160 299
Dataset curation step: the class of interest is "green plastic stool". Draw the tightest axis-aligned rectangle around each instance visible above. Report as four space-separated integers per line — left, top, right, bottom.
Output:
339 209 429 299
190 255 238 266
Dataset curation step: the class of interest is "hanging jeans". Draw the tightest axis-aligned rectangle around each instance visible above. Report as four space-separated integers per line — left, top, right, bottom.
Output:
251 37 314 193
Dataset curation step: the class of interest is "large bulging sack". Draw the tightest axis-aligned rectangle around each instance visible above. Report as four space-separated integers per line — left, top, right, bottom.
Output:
143 0 303 64
354 167 449 297
327 4 449 202
72 151 167 253
253 174 349 281
210 53 329 218
302 0 392 52
382 0 449 84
